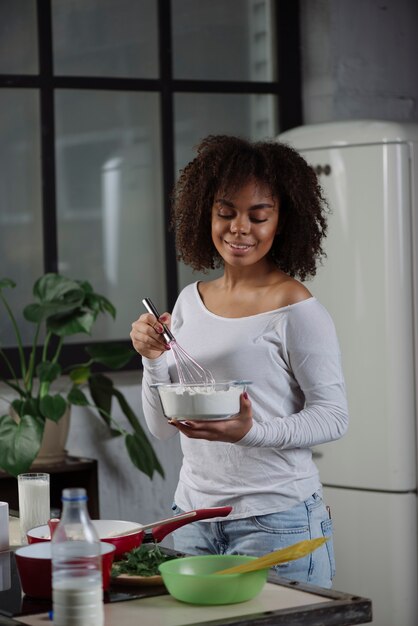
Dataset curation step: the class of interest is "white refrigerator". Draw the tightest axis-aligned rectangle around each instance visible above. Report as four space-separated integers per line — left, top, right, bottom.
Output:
278 120 418 626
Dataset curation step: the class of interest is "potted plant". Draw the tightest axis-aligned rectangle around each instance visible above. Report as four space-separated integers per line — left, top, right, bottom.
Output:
0 273 163 479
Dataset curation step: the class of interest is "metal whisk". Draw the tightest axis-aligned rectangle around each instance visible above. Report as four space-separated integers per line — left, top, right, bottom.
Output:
142 298 215 388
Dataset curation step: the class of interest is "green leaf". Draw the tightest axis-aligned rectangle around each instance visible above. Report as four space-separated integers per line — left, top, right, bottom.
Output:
86 343 135 369
36 361 61 383
69 366 91 384
47 311 96 336
112 545 176 577
12 397 38 418
39 394 67 422
0 278 16 291
87 374 114 428
23 301 82 324
0 413 44 476
87 293 116 318
107 384 163 477
77 280 94 295
67 387 89 406
125 432 164 479
112 388 143 434
113 387 164 476
23 303 45 323
33 274 84 304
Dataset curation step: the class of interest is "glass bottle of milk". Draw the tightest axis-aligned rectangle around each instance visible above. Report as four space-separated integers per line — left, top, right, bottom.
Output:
51 488 103 626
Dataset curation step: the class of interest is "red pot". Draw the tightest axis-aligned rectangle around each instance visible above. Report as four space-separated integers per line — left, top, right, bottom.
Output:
15 541 115 599
27 507 232 558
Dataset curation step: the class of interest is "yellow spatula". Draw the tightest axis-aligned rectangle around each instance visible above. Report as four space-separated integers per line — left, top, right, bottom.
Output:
215 536 329 575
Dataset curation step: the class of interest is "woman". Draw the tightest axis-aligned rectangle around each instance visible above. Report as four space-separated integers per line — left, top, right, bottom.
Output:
130 135 349 588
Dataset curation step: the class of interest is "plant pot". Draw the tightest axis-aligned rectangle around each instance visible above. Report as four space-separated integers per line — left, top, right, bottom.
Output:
10 406 71 467
31 407 71 466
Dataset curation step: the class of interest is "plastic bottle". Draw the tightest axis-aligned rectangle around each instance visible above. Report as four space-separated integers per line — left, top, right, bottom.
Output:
51 488 103 626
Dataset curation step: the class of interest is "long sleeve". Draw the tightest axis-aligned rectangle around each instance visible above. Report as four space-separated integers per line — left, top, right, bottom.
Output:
141 354 178 440
236 376 348 448
236 300 349 449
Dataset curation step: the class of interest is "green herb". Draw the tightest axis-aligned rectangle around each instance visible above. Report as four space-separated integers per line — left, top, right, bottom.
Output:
111 544 178 578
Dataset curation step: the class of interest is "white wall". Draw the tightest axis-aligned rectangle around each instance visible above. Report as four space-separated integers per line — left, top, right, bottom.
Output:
297 3 418 622
66 371 182 546
300 0 418 124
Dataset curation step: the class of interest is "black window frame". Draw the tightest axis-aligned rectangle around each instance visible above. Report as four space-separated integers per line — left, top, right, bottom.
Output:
0 0 302 376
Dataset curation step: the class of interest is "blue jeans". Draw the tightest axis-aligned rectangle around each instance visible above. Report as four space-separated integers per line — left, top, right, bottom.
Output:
172 493 335 588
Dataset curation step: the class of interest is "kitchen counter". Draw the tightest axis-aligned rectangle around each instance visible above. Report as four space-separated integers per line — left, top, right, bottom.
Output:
0 558 372 626
11 580 372 626
1 518 372 626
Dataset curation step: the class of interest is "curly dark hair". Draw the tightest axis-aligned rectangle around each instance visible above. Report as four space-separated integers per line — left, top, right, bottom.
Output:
171 135 329 281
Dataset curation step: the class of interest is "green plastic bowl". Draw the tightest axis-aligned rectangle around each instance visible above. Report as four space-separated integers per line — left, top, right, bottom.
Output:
158 555 268 605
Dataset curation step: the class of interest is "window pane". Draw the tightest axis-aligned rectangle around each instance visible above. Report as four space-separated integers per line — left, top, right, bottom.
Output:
0 0 38 74
172 0 276 81
52 0 158 78
0 90 43 347
174 92 278 288
55 90 165 342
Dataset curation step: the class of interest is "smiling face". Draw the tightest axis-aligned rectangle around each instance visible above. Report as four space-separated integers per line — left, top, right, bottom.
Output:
211 178 280 270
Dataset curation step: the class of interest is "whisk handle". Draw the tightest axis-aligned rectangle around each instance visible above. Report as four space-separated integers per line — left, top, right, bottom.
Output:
142 298 175 344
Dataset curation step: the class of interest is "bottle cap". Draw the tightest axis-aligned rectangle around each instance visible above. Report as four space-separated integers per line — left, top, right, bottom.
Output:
61 488 88 502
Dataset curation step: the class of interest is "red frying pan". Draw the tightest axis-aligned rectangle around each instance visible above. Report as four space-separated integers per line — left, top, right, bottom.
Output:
27 506 232 557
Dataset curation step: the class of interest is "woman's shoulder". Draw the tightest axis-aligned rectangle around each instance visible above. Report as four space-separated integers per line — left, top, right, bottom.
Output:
176 281 202 300
282 287 338 345
277 277 312 308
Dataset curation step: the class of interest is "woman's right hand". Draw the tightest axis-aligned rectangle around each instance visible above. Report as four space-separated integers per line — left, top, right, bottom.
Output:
130 312 172 359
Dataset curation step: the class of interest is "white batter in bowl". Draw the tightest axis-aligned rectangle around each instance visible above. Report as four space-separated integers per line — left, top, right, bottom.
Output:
150 381 251 421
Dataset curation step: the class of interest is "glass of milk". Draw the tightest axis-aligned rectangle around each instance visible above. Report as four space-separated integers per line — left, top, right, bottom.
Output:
17 473 50 545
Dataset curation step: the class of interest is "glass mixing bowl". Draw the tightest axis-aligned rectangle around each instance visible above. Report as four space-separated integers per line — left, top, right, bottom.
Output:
150 381 251 421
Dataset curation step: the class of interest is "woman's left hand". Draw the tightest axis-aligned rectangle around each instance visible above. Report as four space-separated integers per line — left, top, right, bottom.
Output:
169 392 253 443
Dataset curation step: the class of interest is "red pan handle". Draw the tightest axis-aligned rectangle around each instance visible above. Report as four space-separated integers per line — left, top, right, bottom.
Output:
151 506 233 543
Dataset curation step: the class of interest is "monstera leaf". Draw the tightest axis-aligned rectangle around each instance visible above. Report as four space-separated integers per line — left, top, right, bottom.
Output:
0 413 44 476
